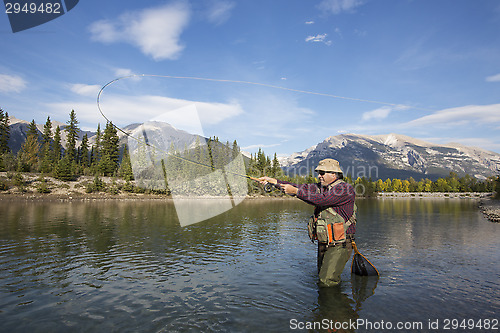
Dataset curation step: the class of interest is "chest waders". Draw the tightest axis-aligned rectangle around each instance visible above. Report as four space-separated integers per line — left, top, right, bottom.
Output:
307 180 357 287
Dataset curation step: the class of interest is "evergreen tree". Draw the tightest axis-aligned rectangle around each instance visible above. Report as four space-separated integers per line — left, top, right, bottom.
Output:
0 109 10 154
39 117 53 173
52 126 62 162
91 123 101 172
99 122 119 176
54 155 74 181
206 137 216 171
271 153 282 178
18 120 40 172
119 145 134 181
231 140 240 159
65 109 79 162
255 148 270 175
80 133 90 169
41 116 52 148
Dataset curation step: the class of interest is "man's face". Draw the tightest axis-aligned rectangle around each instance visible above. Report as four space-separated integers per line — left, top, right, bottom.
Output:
317 170 337 186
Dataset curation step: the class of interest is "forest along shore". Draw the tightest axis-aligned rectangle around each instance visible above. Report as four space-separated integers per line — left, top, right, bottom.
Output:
0 171 498 222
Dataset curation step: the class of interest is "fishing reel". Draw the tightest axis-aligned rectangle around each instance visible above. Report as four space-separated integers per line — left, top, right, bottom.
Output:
249 177 283 193
263 182 282 193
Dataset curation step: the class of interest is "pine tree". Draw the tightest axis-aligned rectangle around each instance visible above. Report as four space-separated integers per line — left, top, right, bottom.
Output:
65 109 79 162
39 117 53 173
52 126 62 163
271 153 282 178
119 145 134 181
91 123 101 173
54 155 74 181
256 148 267 175
99 122 119 176
0 109 10 154
18 120 40 172
41 116 52 148
231 140 240 159
80 133 90 170
206 137 215 171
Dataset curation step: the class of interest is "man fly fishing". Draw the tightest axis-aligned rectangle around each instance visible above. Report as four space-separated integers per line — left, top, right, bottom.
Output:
259 158 357 287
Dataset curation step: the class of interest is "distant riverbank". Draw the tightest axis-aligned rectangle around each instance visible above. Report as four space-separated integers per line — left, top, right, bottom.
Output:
377 192 490 199
0 172 493 200
1 172 498 222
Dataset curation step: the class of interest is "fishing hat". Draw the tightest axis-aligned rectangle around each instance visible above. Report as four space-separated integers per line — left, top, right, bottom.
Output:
315 158 343 173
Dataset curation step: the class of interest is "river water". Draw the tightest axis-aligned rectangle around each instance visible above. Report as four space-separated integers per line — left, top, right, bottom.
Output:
0 198 498 332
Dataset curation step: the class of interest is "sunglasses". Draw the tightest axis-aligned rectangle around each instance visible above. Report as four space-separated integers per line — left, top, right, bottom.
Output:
316 170 332 176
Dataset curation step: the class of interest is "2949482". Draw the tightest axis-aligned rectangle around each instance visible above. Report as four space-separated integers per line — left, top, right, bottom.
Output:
5 2 61 14
442 318 498 330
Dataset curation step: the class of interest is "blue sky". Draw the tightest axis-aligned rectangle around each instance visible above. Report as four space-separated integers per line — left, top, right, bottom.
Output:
1 0 500 155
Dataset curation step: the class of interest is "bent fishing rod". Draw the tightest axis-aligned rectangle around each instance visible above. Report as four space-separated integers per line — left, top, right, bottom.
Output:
96 74 281 191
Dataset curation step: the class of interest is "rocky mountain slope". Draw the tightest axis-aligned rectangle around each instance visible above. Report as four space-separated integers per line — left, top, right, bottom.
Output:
279 133 500 180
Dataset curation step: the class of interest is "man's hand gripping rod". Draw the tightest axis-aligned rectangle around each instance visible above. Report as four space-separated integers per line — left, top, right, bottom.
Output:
249 177 283 193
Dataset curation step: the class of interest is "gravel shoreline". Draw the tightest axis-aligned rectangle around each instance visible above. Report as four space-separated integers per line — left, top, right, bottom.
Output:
478 198 500 223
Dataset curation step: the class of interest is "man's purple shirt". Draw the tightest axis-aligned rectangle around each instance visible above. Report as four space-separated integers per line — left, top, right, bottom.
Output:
277 179 356 234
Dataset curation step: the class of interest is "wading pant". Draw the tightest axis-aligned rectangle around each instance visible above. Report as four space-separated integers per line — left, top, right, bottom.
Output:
317 243 352 287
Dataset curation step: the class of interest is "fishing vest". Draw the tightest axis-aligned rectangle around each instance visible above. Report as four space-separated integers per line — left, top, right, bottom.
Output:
307 179 357 245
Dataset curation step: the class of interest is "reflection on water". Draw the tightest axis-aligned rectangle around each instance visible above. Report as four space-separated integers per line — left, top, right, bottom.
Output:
0 198 498 332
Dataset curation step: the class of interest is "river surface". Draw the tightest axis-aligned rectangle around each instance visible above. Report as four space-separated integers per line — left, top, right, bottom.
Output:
0 198 498 332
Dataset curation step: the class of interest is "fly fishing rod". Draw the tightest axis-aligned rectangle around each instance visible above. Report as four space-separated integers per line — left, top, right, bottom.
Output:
96 74 281 192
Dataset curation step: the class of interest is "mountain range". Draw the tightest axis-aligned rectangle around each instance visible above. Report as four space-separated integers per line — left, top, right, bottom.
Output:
278 133 500 180
5 116 500 180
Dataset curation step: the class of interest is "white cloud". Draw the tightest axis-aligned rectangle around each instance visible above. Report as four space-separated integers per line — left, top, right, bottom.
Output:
114 68 135 77
206 0 235 25
404 104 500 127
89 3 190 61
485 73 500 82
305 33 332 45
361 106 392 121
242 143 281 151
318 0 364 14
305 21 315 25
0 74 27 93
362 105 409 122
88 21 119 43
47 94 244 132
70 84 101 97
